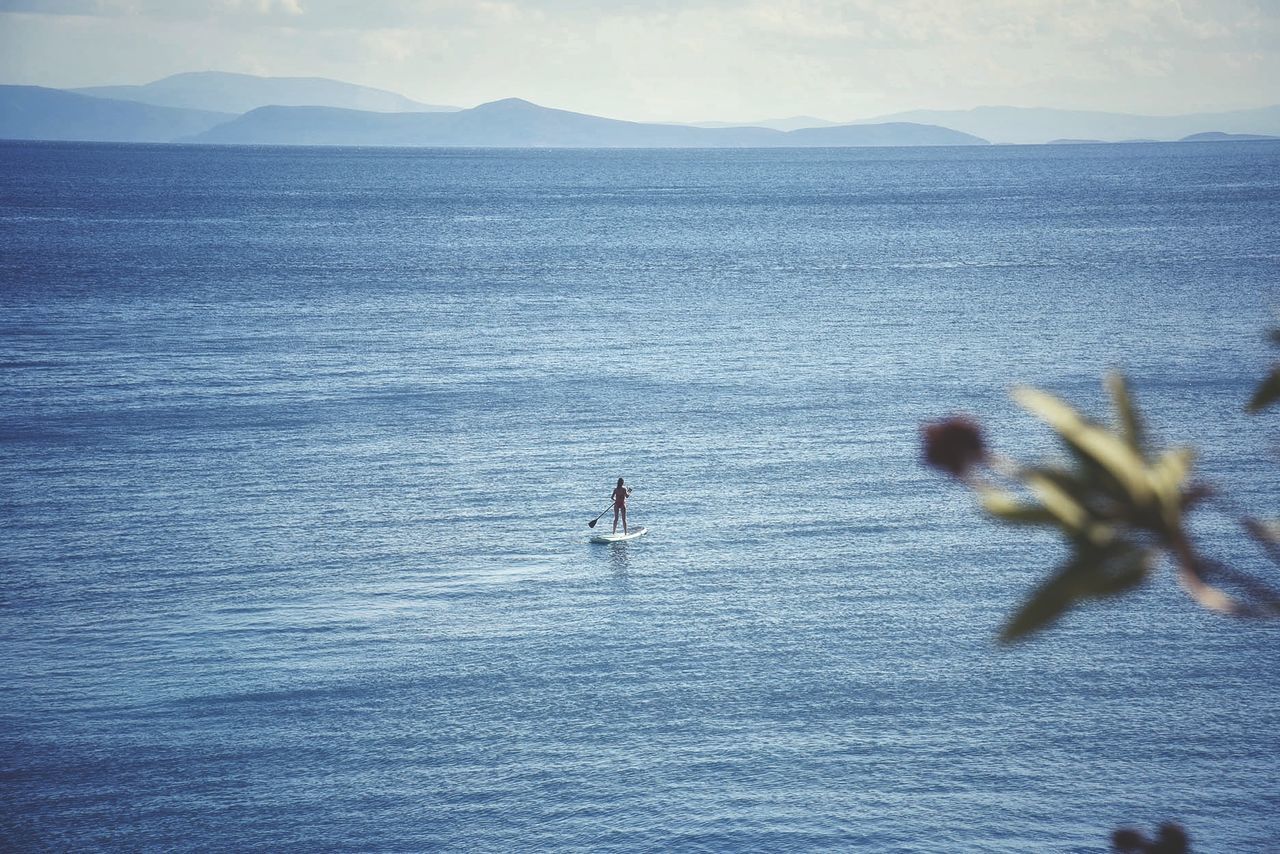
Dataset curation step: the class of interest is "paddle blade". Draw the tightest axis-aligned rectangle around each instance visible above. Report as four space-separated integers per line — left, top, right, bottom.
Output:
587 518 598 528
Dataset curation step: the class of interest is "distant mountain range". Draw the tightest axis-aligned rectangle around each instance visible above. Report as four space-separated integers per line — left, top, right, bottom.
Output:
1048 131 1279 145
71 71 458 115
188 98 988 147
0 85 230 143
1 71 1278 148
690 116 841 132
847 105 1280 144
699 105 1280 144
1180 131 1279 142
0 80 988 148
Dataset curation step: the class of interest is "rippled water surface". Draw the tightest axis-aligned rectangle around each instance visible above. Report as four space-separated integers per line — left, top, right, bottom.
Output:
2 141 1280 852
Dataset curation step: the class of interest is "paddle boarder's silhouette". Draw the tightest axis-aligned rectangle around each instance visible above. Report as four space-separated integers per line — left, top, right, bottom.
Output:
611 477 633 534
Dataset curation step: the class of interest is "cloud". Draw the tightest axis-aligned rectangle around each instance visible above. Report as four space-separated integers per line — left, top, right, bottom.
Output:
1 0 1276 118
3 0 1271 45
0 0 105 12
360 28 418 63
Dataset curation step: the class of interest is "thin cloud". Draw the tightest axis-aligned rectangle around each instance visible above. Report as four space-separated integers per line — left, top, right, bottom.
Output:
1 0 1276 119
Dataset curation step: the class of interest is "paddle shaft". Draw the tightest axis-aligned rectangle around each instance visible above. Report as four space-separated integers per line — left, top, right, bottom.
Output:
587 489 633 528
587 503 613 528
586 486 632 527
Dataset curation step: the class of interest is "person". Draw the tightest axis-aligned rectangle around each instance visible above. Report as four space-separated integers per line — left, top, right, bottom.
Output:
611 477 633 534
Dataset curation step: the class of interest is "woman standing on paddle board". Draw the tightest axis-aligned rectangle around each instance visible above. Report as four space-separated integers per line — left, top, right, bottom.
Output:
611 478 632 534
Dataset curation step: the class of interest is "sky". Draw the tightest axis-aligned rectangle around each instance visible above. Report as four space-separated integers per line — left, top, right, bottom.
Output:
0 0 1276 122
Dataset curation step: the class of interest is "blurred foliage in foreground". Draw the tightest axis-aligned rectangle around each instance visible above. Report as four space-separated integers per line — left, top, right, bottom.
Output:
1246 329 1280 413
1112 823 1190 854
923 356 1280 643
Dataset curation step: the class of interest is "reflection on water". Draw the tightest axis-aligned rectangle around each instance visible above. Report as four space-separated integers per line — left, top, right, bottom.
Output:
3 141 1279 852
606 542 632 573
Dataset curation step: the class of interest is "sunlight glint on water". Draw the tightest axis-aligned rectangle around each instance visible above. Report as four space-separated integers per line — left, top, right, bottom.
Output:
1 141 1279 851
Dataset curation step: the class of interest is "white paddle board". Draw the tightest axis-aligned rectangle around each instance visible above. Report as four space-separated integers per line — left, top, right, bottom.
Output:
590 527 648 544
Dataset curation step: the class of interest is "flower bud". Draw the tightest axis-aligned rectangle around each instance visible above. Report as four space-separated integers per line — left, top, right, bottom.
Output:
922 416 987 477
1111 828 1148 852
1153 823 1189 854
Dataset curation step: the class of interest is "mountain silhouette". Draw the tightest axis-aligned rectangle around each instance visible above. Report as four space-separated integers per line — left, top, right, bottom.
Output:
189 98 989 147
0 85 230 142
1180 131 1279 142
691 116 840 131
9 70 1280 148
72 71 458 115
850 104 1280 144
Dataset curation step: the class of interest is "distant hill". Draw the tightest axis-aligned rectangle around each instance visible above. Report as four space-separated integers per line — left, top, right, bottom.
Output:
691 115 839 131
189 98 989 148
1180 131 1279 142
850 104 1280 144
1045 138 1166 145
786 122 987 147
14 70 1280 148
0 85 231 142
72 71 457 115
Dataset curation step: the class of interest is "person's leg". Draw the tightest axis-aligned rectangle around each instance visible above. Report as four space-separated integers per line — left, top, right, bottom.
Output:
612 506 620 533
621 505 628 534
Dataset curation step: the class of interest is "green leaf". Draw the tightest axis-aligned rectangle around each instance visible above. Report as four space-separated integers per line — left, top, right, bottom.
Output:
1000 561 1079 643
1243 518 1280 568
1058 439 1131 506
1244 517 1280 544
1014 385 1154 506
1024 465 1094 504
1106 373 1145 455
1148 447 1194 529
1023 472 1090 533
1174 556 1239 615
1247 367 1280 413
978 486 1056 526
1000 543 1152 643
1087 547 1152 597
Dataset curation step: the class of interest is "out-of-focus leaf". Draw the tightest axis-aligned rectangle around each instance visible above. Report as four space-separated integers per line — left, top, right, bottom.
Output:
1000 544 1151 642
1148 447 1192 493
1001 559 1079 643
1199 546 1280 610
1025 465 1093 504
1174 555 1240 615
1059 440 1130 505
978 486 1056 526
1106 373 1145 455
1086 547 1152 597
1243 517 1280 566
1244 517 1280 546
1014 386 1154 505
1147 447 1193 527
1242 517 1280 586
1023 472 1089 533
1246 367 1280 413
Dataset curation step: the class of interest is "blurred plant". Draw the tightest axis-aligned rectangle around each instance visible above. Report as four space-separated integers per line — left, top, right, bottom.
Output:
921 338 1280 854
1112 822 1190 853
922 368 1280 642
1246 329 1280 413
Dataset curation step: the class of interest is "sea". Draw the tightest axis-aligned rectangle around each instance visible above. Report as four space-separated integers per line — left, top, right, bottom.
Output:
1 140 1279 852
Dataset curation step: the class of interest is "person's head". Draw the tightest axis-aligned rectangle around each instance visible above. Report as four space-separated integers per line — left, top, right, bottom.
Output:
617 477 624 487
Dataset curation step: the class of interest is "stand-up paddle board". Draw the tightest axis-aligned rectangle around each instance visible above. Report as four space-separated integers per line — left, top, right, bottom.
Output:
590 527 647 544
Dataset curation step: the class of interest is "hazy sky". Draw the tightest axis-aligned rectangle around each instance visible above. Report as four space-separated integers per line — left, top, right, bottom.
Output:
1 0 1276 121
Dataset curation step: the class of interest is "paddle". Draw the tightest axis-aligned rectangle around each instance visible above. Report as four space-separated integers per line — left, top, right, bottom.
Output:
587 503 613 528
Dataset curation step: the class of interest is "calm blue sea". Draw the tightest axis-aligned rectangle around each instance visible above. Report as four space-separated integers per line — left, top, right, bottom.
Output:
2 140 1279 852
